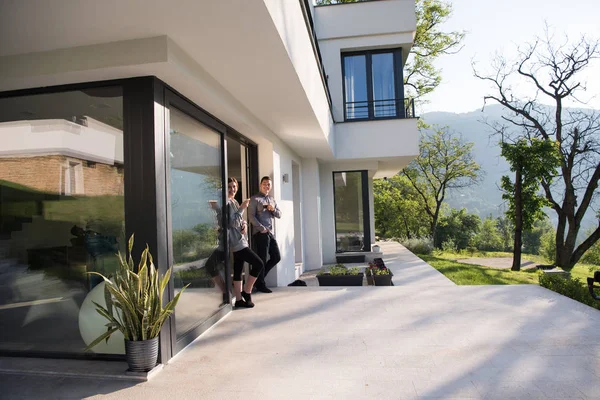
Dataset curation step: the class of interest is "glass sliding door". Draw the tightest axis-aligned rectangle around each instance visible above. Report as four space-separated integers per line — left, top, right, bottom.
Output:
333 171 370 253
0 87 125 355
371 53 396 118
343 55 368 119
167 106 226 340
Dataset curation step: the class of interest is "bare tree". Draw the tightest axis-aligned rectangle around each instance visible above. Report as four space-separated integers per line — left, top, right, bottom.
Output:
474 31 600 270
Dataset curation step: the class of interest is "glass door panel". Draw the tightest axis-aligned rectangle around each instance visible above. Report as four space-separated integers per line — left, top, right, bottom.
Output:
168 107 225 340
333 171 365 252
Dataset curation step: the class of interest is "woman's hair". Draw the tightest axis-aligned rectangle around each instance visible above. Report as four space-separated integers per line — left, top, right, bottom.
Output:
228 177 238 186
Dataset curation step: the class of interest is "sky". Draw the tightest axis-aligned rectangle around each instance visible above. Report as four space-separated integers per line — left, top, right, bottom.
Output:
421 0 600 114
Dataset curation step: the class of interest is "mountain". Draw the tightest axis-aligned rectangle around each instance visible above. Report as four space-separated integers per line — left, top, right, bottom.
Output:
423 104 510 218
421 104 598 235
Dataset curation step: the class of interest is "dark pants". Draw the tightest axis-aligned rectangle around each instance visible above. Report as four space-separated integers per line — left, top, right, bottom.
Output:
205 249 225 278
253 232 281 288
233 247 264 281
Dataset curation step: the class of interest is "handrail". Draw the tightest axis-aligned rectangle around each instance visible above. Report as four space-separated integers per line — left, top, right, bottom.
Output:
345 98 416 120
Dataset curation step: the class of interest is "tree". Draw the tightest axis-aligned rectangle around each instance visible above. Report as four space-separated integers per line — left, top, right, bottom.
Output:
500 138 561 271
435 208 480 251
473 215 504 252
475 32 600 270
373 175 430 239
402 127 481 246
523 218 554 255
496 215 514 252
405 0 465 99
315 0 465 99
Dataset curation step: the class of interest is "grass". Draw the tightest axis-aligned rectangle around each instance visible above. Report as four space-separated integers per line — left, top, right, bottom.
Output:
421 250 599 286
419 254 539 285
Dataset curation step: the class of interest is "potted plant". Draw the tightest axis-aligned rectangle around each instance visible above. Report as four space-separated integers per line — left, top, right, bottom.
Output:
317 263 363 286
365 262 393 286
85 234 188 372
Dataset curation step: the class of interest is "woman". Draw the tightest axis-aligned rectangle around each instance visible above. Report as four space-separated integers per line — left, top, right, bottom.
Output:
227 177 264 308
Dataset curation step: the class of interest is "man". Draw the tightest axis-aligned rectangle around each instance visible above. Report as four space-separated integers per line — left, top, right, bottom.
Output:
248 176 282 293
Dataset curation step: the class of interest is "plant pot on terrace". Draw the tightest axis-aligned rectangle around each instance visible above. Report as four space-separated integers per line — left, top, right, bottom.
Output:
317 264 363 286
365 261 393 286
85 234 188 372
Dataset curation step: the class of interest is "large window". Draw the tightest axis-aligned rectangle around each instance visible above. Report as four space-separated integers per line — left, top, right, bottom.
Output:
168 107 226 340
0 87 125 355
333 171 371 252
343 48 404 121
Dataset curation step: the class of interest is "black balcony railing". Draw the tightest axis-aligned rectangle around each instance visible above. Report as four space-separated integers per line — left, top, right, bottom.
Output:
345 98 416 121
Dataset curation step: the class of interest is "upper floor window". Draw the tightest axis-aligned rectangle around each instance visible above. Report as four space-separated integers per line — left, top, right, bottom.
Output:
342 48 404 121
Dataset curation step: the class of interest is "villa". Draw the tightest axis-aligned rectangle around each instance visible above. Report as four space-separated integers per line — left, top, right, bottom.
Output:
0 0 418 363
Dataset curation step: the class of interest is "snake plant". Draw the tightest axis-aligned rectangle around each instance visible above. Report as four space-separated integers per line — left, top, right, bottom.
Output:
85 234 188 350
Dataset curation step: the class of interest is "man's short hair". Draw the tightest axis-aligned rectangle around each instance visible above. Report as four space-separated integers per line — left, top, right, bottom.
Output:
260 176 272 184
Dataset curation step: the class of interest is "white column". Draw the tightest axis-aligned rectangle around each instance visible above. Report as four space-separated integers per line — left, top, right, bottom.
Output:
320 164 336 264
300 158 323 270
368 175 375 246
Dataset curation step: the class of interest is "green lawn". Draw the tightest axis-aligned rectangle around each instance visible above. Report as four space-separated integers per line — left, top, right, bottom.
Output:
419 251 600 285
419 254 540 285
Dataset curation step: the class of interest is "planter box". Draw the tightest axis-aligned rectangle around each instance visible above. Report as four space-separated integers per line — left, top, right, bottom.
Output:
317 273 364 286
366 272 393 286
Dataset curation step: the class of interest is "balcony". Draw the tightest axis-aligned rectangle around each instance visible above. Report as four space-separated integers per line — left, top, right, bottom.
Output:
345 98 416 121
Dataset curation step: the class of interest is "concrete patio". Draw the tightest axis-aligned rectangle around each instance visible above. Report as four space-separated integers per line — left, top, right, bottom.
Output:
2 241 600 399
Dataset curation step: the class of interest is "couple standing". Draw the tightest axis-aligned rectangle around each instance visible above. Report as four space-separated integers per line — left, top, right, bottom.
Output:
226 176 281 309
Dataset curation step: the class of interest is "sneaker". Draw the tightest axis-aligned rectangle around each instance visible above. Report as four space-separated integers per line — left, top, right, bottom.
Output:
241 291 255 307
234 299 250 309
255 285 272 294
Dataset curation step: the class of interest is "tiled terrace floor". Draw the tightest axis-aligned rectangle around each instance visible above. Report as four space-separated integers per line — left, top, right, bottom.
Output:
2 241 600 399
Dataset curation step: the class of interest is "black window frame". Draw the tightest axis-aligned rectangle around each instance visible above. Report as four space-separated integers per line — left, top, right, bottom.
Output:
332 170 371 253
341 48 404 122
0 77 260 365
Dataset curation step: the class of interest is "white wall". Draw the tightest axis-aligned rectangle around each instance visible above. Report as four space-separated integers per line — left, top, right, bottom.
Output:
335 118 419 160
263 0 335 150
261 140 305 287
300 158 323 270
315 0 416 41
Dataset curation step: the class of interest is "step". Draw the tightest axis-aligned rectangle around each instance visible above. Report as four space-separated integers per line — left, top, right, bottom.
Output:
336 254 365 264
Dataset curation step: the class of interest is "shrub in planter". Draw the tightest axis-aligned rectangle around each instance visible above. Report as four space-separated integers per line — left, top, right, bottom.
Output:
539 272 600 310
365 262 393 286
85 234 189 372
317 264 363 286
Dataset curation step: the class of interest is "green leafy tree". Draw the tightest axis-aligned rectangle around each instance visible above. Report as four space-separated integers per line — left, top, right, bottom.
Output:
581 226 600 266
473 215 504 251
435 208 481 250
405 0 465 99
402 127 481 246
500 138 561 271
496 215 514 252
373 175 430 239
315 0 465 99
523 218 554 255
475 32 600 270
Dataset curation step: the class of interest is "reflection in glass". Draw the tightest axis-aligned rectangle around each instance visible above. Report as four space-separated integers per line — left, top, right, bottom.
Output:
372 53 396 117
334 171 365 252
0 88 125 355
168 107 225 340
344 55 368 119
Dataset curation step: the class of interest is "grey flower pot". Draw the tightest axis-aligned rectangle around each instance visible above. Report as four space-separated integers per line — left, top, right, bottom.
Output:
125 337 158 372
